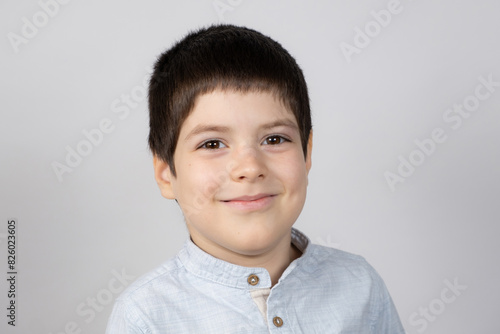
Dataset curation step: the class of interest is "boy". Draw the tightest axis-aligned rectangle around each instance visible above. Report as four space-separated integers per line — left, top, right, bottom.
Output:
106 24 405 333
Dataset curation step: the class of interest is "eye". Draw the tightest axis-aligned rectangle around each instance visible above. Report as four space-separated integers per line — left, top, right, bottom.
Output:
263 135 289 145
199 140 226 150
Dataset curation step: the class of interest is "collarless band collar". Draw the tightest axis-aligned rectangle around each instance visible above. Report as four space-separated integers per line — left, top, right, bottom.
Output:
177 228 310 290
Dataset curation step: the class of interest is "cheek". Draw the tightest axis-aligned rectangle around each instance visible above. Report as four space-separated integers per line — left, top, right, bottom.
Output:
273 153 309 186
177 159 228 200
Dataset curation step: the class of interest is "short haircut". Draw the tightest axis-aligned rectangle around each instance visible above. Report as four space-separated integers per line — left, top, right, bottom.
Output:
148 24 311 176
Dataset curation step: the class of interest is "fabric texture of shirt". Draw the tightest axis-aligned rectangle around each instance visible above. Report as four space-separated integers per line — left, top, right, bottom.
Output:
106 229 405 333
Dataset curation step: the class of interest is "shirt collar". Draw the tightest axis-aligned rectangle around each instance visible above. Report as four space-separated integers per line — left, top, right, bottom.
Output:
177 228 310 290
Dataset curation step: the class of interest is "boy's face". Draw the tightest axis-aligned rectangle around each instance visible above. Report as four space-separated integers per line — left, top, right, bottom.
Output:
154 90 312 261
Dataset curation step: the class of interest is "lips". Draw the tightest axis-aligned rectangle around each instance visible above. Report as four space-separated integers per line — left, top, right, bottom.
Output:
221 194 276 211
222 194 275 202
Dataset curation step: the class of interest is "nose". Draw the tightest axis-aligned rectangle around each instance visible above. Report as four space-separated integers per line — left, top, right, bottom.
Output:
228 146 267 182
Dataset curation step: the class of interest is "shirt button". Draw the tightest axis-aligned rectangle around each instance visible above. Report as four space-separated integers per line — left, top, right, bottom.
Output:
272 316 284 327
247 274 259 286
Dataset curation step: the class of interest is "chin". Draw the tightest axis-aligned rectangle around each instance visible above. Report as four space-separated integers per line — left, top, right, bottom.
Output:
228 229 285 255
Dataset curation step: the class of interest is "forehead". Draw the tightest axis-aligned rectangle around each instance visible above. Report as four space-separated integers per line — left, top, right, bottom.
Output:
181 89 297 131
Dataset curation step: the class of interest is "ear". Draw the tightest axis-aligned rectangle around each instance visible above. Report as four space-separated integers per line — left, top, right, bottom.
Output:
305 131 313 173
153 155 176 199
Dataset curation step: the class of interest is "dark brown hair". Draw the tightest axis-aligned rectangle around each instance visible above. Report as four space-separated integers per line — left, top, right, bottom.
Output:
148 24 311 176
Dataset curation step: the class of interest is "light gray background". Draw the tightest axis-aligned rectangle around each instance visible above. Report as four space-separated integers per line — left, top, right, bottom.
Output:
1 0 499 333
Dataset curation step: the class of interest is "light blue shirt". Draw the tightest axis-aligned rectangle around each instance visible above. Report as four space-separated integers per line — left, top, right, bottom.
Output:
106 229 405 333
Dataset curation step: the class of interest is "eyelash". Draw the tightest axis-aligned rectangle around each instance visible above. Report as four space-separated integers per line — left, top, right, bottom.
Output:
262 135 290 145
197 135 290 150
198 139 226 150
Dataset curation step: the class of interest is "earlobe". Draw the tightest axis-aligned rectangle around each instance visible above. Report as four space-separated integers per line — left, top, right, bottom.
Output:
153 156 176 199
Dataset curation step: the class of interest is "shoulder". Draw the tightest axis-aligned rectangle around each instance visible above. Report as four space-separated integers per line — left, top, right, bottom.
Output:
300 244 386 293
293 244 405 331
106 256 186 332
293 229 374 276
116 255 185 305
307 244 373 273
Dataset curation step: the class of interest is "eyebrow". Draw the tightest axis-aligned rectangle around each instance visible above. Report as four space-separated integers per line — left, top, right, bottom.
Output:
184 125 231 141
261 119 298 131
184 119 298 141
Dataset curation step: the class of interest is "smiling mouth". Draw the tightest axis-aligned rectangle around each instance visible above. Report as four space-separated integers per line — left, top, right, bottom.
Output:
221 194 277 211
222 194 276 202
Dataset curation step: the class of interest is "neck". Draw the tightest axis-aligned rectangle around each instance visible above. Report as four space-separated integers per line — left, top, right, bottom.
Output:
191 231 303 286
242 241 302 286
